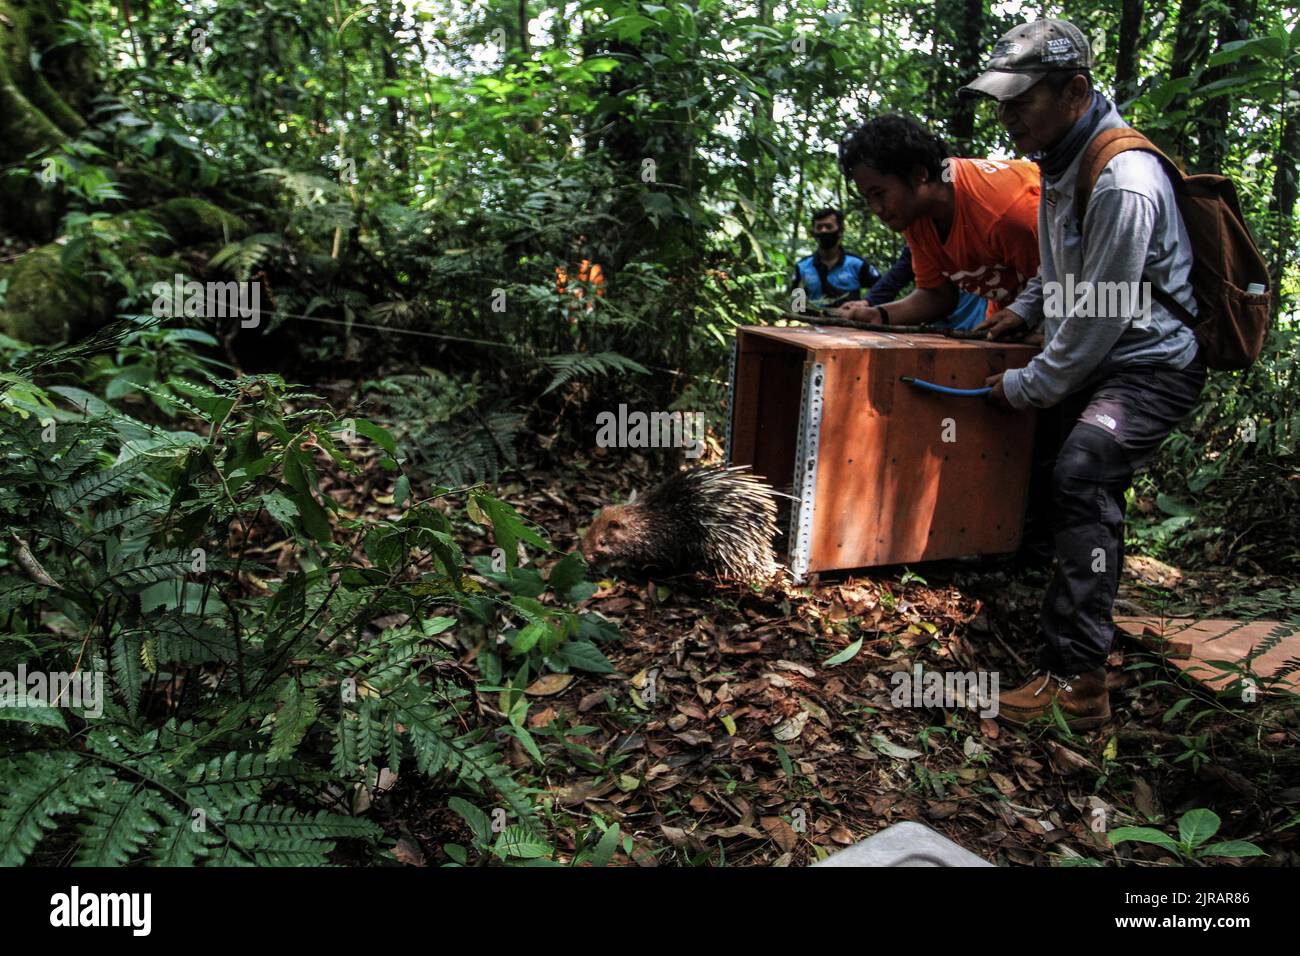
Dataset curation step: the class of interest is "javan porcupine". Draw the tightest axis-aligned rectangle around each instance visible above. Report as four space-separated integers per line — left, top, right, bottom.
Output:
582 466 780 582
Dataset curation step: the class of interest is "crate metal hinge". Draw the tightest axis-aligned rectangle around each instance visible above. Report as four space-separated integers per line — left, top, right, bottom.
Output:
723 336 738 465
789 359 825 584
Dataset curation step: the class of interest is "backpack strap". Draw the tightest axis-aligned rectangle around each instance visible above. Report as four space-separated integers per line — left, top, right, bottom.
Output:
1150 285 1197 326
1075 128 1198 326
1074 127 1181 221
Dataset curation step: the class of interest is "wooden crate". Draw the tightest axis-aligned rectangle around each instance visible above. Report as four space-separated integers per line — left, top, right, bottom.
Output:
725 326 1039 580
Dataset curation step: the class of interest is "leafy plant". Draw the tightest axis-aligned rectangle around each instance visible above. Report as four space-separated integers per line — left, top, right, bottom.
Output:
1108 808 1267 864
0 364 617 865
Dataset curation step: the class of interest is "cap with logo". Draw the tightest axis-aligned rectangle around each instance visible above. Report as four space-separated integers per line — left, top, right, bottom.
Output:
959 19 1093 101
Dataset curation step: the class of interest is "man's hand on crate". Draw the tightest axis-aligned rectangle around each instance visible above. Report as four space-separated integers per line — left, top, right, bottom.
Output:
837 300 881 323
984 371 1014 410
974 308 1028 341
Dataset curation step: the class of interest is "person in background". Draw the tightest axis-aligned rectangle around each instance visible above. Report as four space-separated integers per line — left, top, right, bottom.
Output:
867 243 989 330
836 115 1041 328
789 207 882 310
556 234 605 324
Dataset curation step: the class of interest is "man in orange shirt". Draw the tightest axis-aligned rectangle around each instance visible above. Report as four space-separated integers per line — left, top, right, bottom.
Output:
836 115 1040 326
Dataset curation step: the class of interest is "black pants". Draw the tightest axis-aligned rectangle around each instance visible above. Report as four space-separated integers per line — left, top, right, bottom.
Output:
1026 352 1207 673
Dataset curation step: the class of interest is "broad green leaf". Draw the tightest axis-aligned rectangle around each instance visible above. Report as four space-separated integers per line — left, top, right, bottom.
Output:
1200 840 1266 859
1178 808 1221 848
824 637 863 666
557 639 614 674
474 493 546 571
1108 826 1180 852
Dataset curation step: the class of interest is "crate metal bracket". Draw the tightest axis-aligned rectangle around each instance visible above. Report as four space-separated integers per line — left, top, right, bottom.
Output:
789 360 825 583
723 337 738 465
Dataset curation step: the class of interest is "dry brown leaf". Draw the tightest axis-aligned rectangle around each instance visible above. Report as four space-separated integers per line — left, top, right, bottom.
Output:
989 772 1017 796
393 836 425 866
828 825 855 845
707 824 764 840
525 674 574 696
1044 741 1096 775
761 816 798 853
527 706 557 728
660 825 691 849
773 711 810 741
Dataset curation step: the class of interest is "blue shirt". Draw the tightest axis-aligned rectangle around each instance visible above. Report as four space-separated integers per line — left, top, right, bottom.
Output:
791 250 881 306
868 244 989 331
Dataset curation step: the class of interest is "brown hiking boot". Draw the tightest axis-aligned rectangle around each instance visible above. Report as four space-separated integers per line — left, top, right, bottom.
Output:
997 668 1109 730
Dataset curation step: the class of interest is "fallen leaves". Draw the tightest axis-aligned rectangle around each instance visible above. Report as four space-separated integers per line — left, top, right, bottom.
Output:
347 455 1254 868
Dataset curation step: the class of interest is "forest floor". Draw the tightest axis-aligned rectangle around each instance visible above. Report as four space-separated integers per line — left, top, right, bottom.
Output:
314 432 1300 868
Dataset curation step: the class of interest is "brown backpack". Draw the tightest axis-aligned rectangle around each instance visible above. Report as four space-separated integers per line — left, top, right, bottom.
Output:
1076 128 1271 371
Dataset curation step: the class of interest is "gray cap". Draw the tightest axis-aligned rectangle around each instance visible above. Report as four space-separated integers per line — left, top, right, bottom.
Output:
959 19 1093 101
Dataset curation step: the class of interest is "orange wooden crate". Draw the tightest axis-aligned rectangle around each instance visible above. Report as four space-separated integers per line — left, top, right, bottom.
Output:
725 326 1039 580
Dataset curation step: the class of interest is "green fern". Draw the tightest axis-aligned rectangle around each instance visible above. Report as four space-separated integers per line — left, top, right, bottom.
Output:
221 806 383 867
539 350 649 395
269 682 320 761
208 233 282 282
391 687 538 830
111 635 144 715
0 371 555 867
75 782 167 866
52 457 148 511
101 548 193 590
0 753 113 866
366 372 523 485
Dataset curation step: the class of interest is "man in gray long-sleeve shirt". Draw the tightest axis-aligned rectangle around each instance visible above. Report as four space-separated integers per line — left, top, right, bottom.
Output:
961 19 1206 729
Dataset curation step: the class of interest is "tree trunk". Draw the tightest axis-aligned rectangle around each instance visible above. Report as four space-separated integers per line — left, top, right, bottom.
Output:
0 0 93 239
1167 0 1212 160
947 0 985 146
1268 109 1299 319
1115 0 1144 104
1193 0 1254 173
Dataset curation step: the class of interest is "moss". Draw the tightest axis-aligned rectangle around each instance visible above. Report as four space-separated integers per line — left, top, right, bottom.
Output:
149 198 248 246
0 247 84 344
0 0 83 141
0 72 65 155
93 210 176 257
0 196 250 344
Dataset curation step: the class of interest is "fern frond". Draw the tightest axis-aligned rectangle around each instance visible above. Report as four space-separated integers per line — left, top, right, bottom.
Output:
73 780 165 866
111 635 144 715
0 752 111 866
221 805 383 866
88 500 170 538
208 233 281 282
101 548 192 590
539 350 649 395
40 440 106 483
269 683 320 761
0 582 49 614
392 690 538 830
51 457 148 511
149 799 221 866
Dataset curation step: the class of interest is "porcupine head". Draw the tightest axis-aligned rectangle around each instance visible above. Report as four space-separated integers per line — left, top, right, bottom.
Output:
581 489 671 572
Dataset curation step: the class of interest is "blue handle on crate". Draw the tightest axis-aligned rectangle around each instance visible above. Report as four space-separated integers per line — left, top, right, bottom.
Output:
900 376 993 397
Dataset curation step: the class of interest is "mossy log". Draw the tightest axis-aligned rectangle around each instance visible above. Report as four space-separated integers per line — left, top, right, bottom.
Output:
0 198 247 344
